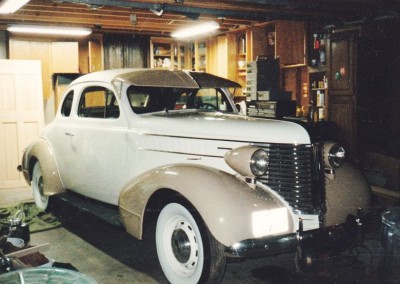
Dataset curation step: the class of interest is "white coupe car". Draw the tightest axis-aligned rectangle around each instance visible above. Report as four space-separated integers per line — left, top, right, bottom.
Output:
19 69 371 283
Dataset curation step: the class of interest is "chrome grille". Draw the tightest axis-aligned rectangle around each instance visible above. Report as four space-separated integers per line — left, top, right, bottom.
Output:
254 143 314 213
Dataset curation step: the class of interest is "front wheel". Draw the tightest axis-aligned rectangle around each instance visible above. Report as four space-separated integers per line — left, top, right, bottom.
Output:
156 202 226 284
32 162 49 211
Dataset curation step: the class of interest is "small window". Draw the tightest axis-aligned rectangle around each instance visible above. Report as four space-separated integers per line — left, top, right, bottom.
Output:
61 91 74 117
78 86 120 119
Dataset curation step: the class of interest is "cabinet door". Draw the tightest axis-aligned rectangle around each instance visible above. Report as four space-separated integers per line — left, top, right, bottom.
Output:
327 31 357 154
327 32 356 95
275 20 306 66
51 42 79 73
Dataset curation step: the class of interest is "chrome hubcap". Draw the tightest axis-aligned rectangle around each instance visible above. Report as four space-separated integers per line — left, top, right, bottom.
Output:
169 218 199 271
38 176 44 196
172 228 191 263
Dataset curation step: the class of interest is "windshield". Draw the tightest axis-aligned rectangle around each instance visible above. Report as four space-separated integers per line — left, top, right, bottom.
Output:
127 86 235 114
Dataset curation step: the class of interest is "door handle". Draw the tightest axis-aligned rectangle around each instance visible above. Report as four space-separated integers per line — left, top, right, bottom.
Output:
65 132 75 136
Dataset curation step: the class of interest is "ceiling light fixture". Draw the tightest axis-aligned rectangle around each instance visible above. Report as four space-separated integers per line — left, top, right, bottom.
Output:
0 0 29 14
150 3 165 17
171 21 220 38
7 25 92 36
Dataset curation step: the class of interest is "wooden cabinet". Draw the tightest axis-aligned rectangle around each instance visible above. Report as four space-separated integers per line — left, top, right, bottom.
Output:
150 37 174 69
275 21 306 67
150 37 197 70
326 30 357 154
308 70 328 120
51 42 79 73
194 40 207 71
250 21 306 67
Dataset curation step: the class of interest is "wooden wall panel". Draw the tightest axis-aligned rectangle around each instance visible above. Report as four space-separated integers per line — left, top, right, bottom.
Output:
89 40 103 72
51 42 79 73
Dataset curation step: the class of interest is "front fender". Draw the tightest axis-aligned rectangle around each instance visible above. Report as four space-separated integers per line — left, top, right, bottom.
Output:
325 162 372 226
119 164 295 247
22 139 64 196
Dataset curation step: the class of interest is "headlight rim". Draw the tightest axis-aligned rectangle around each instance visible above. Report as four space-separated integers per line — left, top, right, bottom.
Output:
250 149 269 177
324 141 346 169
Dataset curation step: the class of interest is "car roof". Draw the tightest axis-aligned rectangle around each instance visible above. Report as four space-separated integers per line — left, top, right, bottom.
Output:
70 68 241 89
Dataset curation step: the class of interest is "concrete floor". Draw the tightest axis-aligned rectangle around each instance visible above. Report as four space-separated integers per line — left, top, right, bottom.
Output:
1 187 398 283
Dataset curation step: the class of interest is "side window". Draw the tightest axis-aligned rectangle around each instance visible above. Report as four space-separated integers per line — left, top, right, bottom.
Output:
61 91 74 117
78 86 120 119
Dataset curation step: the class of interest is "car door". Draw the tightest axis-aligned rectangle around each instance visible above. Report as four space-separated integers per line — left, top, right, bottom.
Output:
63 83 129 205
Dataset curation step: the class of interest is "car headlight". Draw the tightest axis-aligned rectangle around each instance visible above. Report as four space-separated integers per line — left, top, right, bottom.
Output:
323 141 345 168
252 207 289 237
224 146 269 177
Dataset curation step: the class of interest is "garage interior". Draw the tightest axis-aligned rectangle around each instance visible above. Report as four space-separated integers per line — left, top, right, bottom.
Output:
0 0 400 283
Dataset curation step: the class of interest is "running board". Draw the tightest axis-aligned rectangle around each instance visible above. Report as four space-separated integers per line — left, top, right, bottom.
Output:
52 191 124 229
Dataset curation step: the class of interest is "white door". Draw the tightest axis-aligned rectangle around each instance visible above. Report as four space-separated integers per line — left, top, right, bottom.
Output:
0 60 44 189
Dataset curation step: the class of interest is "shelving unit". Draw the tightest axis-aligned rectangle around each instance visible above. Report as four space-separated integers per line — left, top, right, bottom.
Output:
308 69 328 120
150 38 173 69
150 37 206 71
306 30 328 121
194 40 207 71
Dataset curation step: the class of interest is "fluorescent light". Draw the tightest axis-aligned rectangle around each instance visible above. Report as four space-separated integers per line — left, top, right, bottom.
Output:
7 25 92 36
0 0 29 14
171 21 219 38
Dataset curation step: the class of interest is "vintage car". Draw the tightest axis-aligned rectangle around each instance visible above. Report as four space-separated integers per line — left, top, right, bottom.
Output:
18 69 371 283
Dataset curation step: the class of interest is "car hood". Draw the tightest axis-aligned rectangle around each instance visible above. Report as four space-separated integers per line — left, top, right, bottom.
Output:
134 111 310 145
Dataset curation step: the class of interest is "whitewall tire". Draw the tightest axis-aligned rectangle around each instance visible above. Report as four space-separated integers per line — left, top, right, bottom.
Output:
32 162 49 211
156 202 226 284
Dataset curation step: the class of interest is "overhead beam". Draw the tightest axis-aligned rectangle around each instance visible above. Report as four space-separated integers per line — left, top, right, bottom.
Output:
58 0 343 22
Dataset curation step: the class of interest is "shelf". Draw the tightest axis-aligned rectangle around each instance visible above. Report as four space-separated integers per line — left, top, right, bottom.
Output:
307 66 327 73
281 63 307 69
311 88 327 91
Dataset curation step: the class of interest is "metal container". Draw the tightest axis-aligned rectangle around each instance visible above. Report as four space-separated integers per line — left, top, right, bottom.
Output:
380 207 400 281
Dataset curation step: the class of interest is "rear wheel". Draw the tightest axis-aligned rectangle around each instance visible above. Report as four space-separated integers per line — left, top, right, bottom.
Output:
32 162 49 211
156 202 226 284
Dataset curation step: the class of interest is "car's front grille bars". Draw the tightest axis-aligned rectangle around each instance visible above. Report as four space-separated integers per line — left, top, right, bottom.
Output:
253 143 315 214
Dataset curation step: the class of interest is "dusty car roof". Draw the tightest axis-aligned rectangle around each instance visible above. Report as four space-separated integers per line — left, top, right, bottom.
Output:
70 69 241 89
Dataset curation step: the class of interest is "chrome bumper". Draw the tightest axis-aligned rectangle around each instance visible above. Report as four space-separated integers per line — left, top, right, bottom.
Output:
226 213 361 258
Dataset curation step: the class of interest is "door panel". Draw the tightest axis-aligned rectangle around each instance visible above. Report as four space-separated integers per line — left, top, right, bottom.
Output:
328 32 356 95
327 31 357 155
0 60 44 189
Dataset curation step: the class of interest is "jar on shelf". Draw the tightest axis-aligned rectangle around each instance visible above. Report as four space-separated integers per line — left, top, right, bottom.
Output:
313 34 320 49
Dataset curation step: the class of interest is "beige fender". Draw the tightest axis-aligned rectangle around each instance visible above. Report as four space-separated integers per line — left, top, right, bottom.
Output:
325 162 372 226
22 139 64 196
119 164 295 247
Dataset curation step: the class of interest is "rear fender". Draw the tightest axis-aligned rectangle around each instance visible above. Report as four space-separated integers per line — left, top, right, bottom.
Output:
23 139 64 196
119 164 295 247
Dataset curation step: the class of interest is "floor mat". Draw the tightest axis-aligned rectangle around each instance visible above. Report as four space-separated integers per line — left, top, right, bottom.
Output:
0 202 61 233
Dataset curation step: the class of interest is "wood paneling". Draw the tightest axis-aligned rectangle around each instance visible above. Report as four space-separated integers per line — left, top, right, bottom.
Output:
9 40 52 100
51 42 79 73
89 40 103 72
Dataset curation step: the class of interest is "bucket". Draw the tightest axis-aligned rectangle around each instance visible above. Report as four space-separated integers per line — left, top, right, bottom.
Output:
0 268 98 283
380 207 400 281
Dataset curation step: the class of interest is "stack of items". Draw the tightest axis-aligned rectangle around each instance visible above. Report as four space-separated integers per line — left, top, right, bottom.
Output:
245 58 295 118
245 58 280 102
